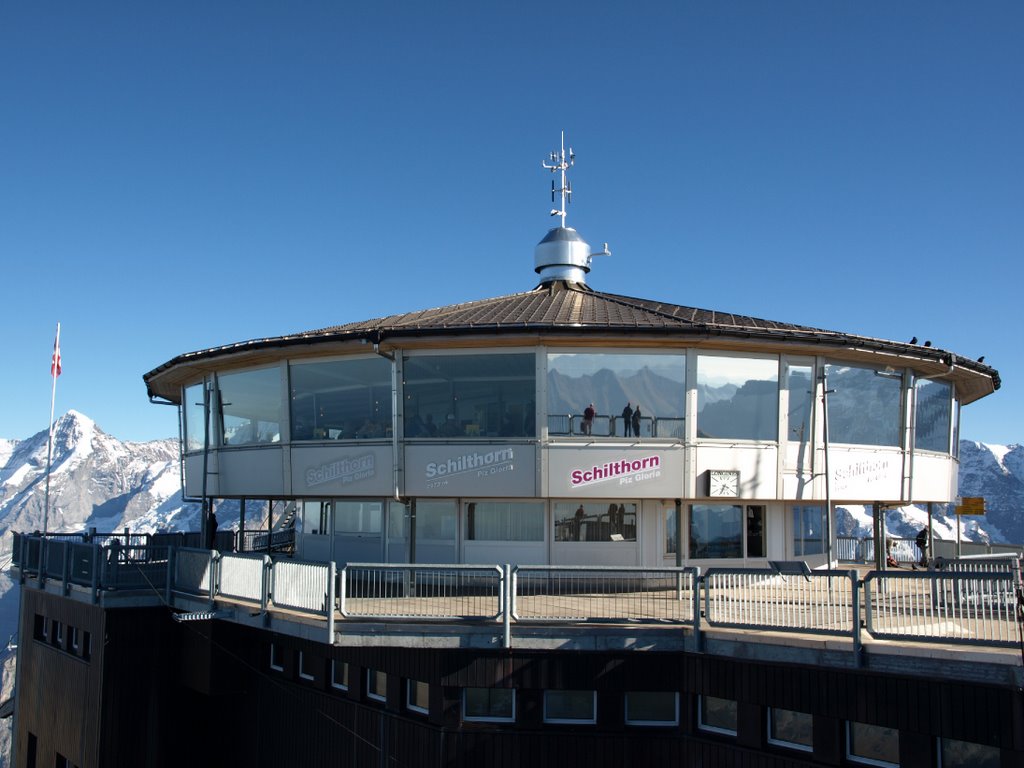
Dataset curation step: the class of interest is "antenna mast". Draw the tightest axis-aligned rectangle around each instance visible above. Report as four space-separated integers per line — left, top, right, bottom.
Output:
542 130 574 228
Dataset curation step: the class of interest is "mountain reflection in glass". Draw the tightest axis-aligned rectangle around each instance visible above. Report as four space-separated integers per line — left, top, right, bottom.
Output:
696 355 779 440
546 353 685 438
825 364 901 447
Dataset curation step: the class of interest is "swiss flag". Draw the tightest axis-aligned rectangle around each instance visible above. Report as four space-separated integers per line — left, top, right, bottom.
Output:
51 327 61 378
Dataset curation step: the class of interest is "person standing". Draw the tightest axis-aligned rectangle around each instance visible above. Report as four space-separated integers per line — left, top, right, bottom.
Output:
915 527 929 568
632 404 642 438
582 403 596 436
622 402 633 437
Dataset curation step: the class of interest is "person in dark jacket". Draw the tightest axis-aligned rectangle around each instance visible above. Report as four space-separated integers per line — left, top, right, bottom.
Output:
622 402 633 437
632 405 642 438
916 528 929 568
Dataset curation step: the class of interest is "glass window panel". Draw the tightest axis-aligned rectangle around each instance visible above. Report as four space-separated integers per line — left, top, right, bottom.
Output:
825 365 902 447
787 364 814 446
952 398 960 458
554 502 637 543
466 502 545 541
302 501 331 536
408 680 430 713
697 355 779 440
625 692 678 725
690 505 742 558
218 368 283 446
403 353 535 438
367 670 387 701
746 505 765 557
331 660 348 690
915 378 952 453
464 688 515 722
769 708 813 750
544 690 596 723
665 507 678 555
416 501 457 540
334 502 382 534
940 738 999 768
546 353 686 438
699 696 737 734
183 383 208 453
290 357 392 441
847 721 899 767
792 505 824 556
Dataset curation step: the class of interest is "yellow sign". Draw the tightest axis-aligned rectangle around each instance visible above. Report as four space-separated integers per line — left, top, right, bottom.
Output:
955 497 986 515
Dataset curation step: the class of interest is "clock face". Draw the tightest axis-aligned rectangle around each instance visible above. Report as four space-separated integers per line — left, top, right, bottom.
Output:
709 470 740 497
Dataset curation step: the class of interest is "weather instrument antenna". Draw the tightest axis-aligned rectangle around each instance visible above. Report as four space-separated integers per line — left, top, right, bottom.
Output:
542 130 575 228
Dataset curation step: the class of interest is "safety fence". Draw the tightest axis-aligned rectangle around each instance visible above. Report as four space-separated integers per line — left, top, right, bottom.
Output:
11 533 1022 652
837 536 1023 565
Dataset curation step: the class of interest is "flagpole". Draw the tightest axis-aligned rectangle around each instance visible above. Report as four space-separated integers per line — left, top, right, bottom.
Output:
43 322 61 536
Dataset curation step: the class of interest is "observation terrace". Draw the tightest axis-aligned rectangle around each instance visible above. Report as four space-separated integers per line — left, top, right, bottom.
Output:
11 531 1023 689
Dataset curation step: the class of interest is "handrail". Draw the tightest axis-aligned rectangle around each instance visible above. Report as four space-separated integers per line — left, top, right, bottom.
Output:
9 534 1023 653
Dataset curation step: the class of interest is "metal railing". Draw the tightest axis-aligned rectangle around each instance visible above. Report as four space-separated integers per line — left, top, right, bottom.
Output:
10 533 1022 654
340 563 505 621
703 568 858 638
511 565 698 625
547 414 681 438
864 568 1020 647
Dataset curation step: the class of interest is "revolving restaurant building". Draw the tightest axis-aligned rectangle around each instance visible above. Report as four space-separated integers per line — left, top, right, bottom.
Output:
143 213 998 573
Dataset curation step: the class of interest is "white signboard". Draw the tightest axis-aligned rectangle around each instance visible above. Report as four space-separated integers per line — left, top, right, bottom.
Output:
291 445 394 495
405 445 537 496
547 448 684 498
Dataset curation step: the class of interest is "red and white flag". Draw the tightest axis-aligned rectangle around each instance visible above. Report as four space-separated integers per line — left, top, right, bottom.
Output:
51 326 62 378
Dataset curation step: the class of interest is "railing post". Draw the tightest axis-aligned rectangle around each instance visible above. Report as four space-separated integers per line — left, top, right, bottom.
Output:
209 550 219 610
260 556 271 613
503 564 512 650
326 561 336 645
62 542 71 596
338 564 346 618
695 571 705 653
91 543 101 604
166 547 176 605
850 571 862 667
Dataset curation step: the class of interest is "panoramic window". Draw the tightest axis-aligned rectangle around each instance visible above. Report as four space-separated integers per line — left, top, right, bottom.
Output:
939 737 999 768
786 363 814 446
217 368 283 446
768 707 813 751
466 501 545 541
183 382 209 452
914 378 952 453
792 505 824 556
698 695 737 735
290 357 392 441
463 688 515 722
696 354 779 440
847 721 899 767
403 353 535 438
824 364 902 447
553 501 637 543
543 690 596 724
625 691 679 726
546 352 686 438
690 505 742 559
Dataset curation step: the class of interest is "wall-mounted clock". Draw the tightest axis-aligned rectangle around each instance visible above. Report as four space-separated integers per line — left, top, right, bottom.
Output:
708 469 740 498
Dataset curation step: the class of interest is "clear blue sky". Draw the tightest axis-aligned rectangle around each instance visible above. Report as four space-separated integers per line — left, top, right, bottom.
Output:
1 2 1021 445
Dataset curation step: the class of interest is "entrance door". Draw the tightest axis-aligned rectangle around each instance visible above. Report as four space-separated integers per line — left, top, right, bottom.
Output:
331 500 384 565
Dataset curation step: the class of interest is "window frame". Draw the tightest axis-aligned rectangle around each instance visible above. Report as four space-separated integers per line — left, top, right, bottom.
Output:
846 721 900 768
697 695 738 736
406 680 430 715
767 707 814 752
330 660 349 691
543 690 598 725
297 650 315 681
462 688 516 723
624 691 679 727
269 643 285 672
367 669 387 703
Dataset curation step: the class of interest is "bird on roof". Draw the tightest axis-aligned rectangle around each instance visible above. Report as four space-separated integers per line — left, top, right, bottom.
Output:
977 355 985 363
909 337 918 345
924 341 932 347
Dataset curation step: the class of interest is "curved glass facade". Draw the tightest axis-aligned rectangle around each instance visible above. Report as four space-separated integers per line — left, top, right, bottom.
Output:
290 357 392 441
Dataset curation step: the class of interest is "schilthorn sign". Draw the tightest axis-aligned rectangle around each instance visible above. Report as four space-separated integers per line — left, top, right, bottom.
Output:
306 454 375 488
426 448 515 489
570 455 661 488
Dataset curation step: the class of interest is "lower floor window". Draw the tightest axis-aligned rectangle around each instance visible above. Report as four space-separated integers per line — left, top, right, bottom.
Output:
331 660 349 690
847 721 899 767
554 502 637 543
940 737 1000 768
690 505 742 558
463 688 515 722
367 669 387 702
544 690 596 724
698 695 737 735
768 707 813 751
625 691 678 726
407 680 429 714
